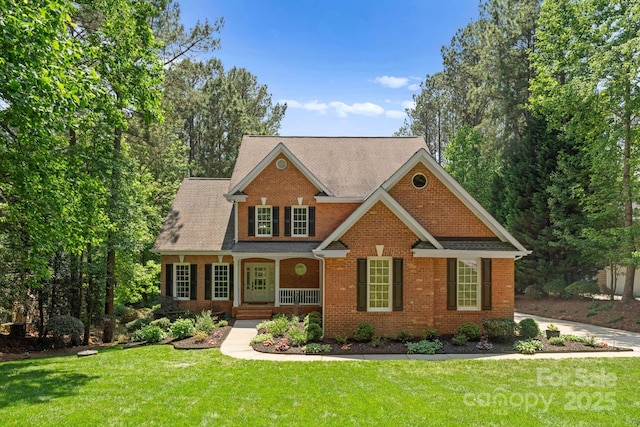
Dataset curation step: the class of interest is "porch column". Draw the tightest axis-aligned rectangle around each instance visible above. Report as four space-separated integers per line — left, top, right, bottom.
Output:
275 258 281 307
233 257 241 307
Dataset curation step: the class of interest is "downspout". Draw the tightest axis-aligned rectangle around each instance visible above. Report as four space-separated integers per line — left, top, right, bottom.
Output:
312 251 326 337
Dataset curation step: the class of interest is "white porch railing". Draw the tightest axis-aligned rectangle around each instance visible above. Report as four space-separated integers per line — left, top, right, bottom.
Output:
279 288 320 305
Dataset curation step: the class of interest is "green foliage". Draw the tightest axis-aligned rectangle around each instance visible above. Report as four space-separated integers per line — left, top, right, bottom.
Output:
371 336 385 348
216 320 228 328
334 332 348 345
396 329 414 343
513 339 543 355
257 317 289 337
546 323 558 331
170 318 195 339
150 317 171 331
565 280 601 297
524 285 547 299
194 310 217 334
451 334 468 346
421 328 440 341
353 323 376 343
543 280 569 298
518 318 540 339
302 343 331 354
46 315 84 347
457 322 481 340
250 334 273 345
481 319 517 342
406 339 443 355
304 323 323 343
131 325 166 343
548 337 565 346
287 327 307 347
126 318 151 332
564 334 589 343
608 315 624 324
304 312 322 327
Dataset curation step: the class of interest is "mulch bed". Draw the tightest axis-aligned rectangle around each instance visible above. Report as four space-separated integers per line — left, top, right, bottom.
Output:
171 322 234 350
252 335 631 356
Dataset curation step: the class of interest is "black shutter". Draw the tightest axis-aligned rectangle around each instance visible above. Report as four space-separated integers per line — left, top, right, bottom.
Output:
190 264 198 300
204 264 212 300
228 264 234 301
248 206 255 236
393 258 403 311
284 206 291 236
447 258 457 310
481 258 492 310
272 206 279 236
308 206 316 236
166 264 173 297
357 258 367 311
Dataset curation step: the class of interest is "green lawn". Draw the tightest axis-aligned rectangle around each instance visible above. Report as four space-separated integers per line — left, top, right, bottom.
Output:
0 347 638 426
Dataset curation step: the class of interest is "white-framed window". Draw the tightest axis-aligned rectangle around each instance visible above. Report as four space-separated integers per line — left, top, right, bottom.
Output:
457 259 480 310
368 257 392 312
292 206 308 237
256 206 272 237
213 264 229 300
174 263 190 300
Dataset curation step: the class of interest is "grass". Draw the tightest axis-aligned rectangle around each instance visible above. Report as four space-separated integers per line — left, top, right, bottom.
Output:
1 346 639 426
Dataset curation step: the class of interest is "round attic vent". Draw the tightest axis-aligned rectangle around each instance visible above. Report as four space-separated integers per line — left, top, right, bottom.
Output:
412 173 428 189
276 158 287 170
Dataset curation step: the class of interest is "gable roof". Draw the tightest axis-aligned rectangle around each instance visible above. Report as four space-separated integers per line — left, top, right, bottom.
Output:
153 178 234 253
228 136 426 198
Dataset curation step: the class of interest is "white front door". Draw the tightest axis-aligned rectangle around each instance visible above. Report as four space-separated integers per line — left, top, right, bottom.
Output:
245 263 275 302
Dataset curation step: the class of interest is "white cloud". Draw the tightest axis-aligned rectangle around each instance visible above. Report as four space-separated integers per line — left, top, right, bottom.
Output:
374 76 409 89
385 110 406 119
407 83 421 91
329 101 385 117
401 100 416 110
281 99 329 114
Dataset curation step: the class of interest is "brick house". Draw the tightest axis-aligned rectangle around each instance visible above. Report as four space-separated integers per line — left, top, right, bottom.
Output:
153 136 529 336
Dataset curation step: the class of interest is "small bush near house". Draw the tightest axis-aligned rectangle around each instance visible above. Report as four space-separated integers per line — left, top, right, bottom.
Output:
457 322 481 340
258 317 289 337
371 336 385 348
421 328 439 341
150 317 171 331
549 336 565 346
396 329 414 343
193 331 208 343
513 339 543 355
250 333 273 344
304 311 322 326
194 310 217 334
46 315 84 347
565 280 601 297
334 332 348 345
303 343 331 354
304 323 323 342
353 322 376 342
126 318 150 332
131 325 166 343
217 319 228 327
288 327 307 347
451 334 468 346
524 285 547 299
406 339 443 355
170 318 195 339
482 318 517 342
564 334 588 343
518 318 540 339
543 279 568 298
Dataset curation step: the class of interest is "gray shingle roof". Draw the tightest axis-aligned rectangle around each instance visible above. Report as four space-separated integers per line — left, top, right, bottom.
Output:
229 136 427 198
153 179 234 252
232 241 322 253
412 240 519 252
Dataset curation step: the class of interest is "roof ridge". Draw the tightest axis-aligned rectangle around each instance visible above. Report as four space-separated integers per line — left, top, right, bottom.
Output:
186 177 231 181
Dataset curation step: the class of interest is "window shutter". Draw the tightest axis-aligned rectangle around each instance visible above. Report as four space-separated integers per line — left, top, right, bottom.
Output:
284 206 291 236
272 206 279 236
204 264 212 300
228 264 234 301
393 258 403 311
447 258 457 310
166 264 173 297
308 206 316 236
481 258 492 310
248 206 255 236
357 258 367 311
190 264 198 300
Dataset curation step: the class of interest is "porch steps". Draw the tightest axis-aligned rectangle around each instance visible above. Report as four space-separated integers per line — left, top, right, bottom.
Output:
235 307 273 320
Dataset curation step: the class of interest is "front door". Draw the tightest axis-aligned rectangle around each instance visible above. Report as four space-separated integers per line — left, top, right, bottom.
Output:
245 263 275 303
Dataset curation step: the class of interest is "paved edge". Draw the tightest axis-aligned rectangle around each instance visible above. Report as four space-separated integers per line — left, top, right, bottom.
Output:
219 315 640 362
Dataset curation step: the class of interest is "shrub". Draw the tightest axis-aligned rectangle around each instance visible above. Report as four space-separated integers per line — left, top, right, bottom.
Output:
396 329 414 343
250 333 273 344
565 280 601 297
304 311 322 326
406 339 443 355
303 343 331 354
193 331 208 343
451 333 468 346
258 317 289 337
126 318 150 332
518 318 540 339
457 322 481 340
216 319 228 327
548 336 565 346
543 279 568 298
114 301 131 319
524 285 547 299
421 328 439 341
482 318 517 342
513 339 543 355
353 322 376 342
131 325 166 343
170 318 195 339
288 327 307 347
334 332 348 345
304 323 323 342
150 317 171 331
371 336 385 348
46 315 84 347
194 310 217 334
564 334 588 343
118 306 141 324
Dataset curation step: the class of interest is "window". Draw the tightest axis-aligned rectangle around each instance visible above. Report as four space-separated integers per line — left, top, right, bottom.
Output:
276 158 287 169
368 258 392 311
412 173 428 189
213 264 229 299
256 206 272 236
457 259 480 310
292 206 308 236
175 263 190 299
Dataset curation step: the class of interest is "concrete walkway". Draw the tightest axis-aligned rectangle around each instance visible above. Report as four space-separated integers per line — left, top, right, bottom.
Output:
219 314 640 362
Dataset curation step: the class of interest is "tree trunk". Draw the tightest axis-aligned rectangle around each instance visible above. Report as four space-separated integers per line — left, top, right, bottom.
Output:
622 83 635 302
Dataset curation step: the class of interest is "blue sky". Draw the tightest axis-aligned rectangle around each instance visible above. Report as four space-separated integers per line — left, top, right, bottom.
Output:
179 1 480 136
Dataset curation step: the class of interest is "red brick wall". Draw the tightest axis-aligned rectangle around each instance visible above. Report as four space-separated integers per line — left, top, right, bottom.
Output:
237 156 359 240
279 258 320 289
388 164 495 237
